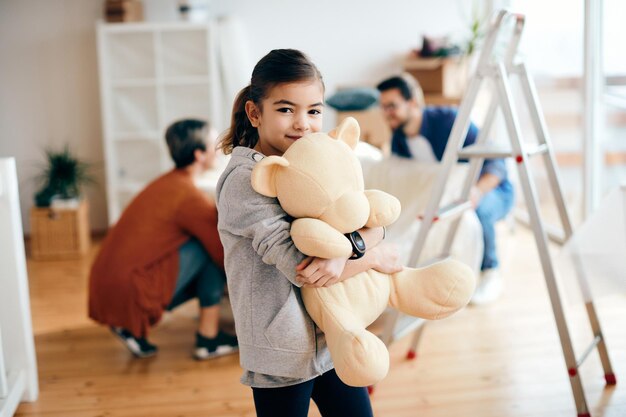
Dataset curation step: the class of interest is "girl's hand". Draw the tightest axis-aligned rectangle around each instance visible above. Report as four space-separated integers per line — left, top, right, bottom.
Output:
296 256 348 287
370 242 403 274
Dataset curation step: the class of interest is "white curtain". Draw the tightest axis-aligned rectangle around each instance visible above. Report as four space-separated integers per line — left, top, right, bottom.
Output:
211 16 254 132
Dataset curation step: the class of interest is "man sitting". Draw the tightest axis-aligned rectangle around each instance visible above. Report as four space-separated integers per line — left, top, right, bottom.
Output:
376 74 515 304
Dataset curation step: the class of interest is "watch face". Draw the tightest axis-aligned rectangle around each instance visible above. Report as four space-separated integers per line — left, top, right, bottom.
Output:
354 233 366 251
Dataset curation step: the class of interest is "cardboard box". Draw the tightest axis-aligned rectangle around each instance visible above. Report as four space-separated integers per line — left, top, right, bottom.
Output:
30 200 90 260
404 55 468 98
336 108 391 154
105 0 144 23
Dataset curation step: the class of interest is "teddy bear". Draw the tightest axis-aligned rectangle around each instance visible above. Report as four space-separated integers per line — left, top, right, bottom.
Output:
251 117 476 387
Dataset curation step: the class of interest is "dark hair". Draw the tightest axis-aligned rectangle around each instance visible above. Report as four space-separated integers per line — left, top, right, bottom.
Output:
165 119 208 168
376 74 425 107
219 49 324 154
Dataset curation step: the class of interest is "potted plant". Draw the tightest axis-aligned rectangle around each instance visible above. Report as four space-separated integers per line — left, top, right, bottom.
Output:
34 145 95 208
30 146 95 260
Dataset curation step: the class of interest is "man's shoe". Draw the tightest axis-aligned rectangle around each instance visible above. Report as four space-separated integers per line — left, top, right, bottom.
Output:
110 327 158 358
194 331 238 360
470 268 504 305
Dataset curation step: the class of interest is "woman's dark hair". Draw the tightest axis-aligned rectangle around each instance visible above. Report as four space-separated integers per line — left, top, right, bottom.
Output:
219 49 324 154
165 119 208 168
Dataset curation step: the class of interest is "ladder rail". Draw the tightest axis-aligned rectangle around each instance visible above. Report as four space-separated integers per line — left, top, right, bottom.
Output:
441 96 500 255
424 10 524 265
476 10 511 72
518 60 615 383
394 74 491 353
400 9 520 355
380 11 616 416
494 62 591 416
380 309 400 345
408 9 517 268
570 250 616 380
516 62 575 237
407 73 486 268
504 14 525 71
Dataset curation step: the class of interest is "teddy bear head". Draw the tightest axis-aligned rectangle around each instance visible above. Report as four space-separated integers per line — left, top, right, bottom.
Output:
251 117 370 233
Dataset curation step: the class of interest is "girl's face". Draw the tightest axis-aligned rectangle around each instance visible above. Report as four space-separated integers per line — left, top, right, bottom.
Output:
246 80 324 156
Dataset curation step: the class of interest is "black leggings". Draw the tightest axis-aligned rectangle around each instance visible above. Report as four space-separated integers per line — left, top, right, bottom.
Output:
252 369 374 417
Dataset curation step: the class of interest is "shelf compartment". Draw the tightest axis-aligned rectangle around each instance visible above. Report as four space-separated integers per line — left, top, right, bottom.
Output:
162 76 210 85
160 30 208 77
114 140 164 186
113 131 161 141
107 32 155 80
111 86 159 133
112 78 157 88
163 84 210 124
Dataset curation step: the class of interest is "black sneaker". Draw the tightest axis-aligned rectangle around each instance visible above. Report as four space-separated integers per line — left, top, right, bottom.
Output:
193 331 238 360
110 327 158 358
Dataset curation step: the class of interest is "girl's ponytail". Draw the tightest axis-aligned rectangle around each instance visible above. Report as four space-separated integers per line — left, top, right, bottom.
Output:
219 85 258 154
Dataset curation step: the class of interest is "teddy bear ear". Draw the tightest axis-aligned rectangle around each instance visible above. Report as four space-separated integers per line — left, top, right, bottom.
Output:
251 155 290 197
328 117 360 149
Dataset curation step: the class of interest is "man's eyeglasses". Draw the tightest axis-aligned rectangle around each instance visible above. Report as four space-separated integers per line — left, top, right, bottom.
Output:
380 102 400 113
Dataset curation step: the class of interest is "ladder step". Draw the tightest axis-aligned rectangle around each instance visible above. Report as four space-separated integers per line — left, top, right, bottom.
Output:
418 200 472 223
514 209 567 245
393 315 426 341
576 335 602 368
457 143 548 159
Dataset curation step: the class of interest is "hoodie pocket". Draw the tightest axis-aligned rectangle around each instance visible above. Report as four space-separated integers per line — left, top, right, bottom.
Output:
264 287 315 352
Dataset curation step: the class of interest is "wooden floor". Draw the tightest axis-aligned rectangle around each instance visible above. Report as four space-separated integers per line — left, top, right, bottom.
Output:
15 225 626 417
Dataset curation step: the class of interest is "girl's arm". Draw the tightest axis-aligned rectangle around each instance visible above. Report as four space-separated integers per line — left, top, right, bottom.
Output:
296 226 402 287
219 168 307 286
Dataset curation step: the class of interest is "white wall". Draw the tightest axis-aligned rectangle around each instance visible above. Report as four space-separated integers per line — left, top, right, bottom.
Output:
209 0 472 106
0 0 475 233
0 0 106 234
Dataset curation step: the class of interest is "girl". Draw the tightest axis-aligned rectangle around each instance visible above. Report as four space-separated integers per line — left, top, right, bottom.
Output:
216 49 401 417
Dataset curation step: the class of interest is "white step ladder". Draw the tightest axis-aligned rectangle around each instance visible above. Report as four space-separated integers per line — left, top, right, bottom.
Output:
380 10 616 417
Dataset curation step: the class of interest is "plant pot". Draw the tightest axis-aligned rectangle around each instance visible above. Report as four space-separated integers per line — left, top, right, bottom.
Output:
30 199 90 261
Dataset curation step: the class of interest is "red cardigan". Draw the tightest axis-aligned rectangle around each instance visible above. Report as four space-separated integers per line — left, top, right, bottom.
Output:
88 169 224 337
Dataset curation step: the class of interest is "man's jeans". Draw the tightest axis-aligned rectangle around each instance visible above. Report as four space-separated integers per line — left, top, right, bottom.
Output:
475 179 515 271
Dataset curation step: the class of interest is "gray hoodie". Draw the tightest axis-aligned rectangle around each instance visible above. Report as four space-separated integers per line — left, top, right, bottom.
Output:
216 147 333 386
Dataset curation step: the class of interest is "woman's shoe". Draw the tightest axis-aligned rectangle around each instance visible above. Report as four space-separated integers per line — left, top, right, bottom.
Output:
110 326 158 358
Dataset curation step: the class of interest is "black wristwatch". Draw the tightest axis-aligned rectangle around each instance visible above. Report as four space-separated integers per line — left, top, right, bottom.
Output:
345 230 366 259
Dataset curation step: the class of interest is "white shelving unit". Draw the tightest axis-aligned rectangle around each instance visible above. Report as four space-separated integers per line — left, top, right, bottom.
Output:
97 21 222 224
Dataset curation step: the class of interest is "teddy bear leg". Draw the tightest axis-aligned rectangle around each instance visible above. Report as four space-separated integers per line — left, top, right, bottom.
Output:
389 259 476 320
324 312 390 387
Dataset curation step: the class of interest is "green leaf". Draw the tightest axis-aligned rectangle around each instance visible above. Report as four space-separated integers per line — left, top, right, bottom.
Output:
32 144 96 206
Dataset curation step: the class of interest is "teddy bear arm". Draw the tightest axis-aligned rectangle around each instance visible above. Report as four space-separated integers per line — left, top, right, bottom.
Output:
291 218 353 259
363 190 401 227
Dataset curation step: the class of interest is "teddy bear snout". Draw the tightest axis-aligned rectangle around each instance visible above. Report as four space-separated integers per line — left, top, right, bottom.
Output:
319 191 370 233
